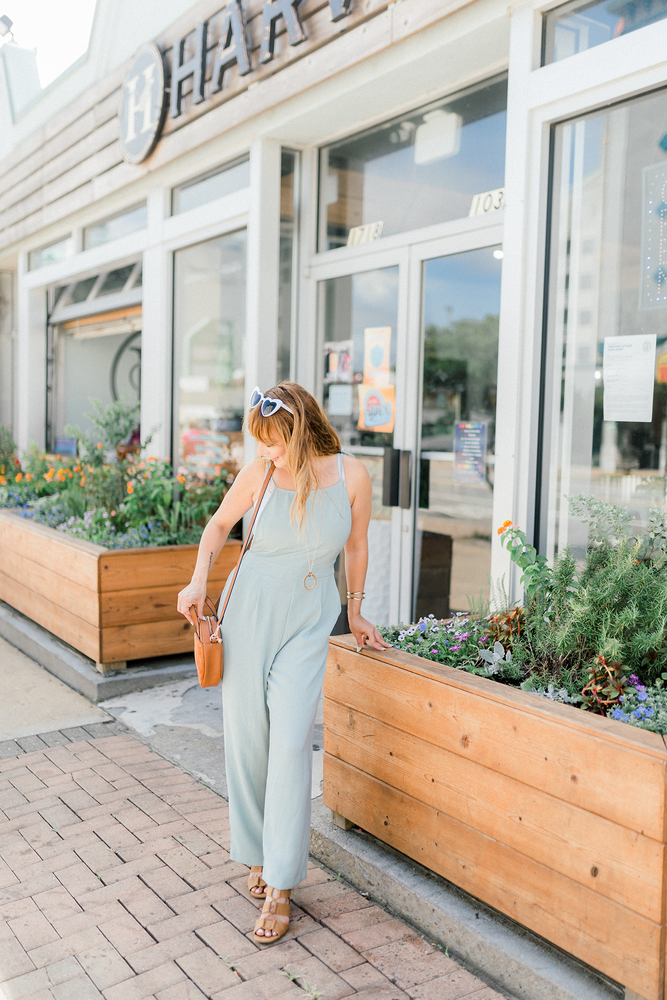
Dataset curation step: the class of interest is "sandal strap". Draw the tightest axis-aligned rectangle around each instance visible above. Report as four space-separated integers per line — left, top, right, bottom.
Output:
248 873 266 889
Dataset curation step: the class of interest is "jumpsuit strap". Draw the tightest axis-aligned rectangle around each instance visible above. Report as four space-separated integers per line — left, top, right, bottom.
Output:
337 452 346 484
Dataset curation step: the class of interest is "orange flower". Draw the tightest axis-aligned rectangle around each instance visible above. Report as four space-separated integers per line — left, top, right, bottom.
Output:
0 476 6 485
44 468 55 481
497 519 513 535
14 458 19 466
14 472 23 482
25 473 32 481
177 475 185 483
80 477 86 486
0 466 4 474
127 482 134 494
97 443 103 449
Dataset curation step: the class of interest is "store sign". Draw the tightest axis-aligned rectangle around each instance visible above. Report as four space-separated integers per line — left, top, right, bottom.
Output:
119 43 168 164
120 0 353 164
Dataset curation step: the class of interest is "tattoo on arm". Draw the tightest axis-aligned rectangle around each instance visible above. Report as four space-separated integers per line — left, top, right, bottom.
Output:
208 552 213 573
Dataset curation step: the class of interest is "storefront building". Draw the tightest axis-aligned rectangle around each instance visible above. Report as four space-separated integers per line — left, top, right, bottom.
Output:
2 0 667 625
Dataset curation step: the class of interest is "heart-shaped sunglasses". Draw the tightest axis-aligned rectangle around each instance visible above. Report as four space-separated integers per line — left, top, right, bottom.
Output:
249 386 294 417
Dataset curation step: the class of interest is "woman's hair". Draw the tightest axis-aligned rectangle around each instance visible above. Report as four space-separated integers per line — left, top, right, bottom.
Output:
246 382 341 527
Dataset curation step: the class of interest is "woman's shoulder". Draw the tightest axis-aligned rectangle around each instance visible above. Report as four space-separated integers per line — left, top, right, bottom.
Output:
341 453 371 488
234 458 270 493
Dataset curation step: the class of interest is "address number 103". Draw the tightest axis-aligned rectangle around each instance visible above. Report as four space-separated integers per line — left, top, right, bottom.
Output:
469 188 505 217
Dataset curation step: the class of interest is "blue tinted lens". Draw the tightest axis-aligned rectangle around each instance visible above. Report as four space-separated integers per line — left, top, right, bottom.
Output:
250 389 263 407
261 398 279 415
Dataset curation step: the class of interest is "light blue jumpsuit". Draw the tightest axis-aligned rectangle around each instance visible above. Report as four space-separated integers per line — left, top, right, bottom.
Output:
219 454 351 889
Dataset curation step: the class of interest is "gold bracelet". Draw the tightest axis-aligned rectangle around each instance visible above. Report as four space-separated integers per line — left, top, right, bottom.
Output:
346 592 365 601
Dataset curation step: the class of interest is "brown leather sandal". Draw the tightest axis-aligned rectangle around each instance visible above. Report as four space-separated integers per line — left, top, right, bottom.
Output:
253 887 291 944
247 866 267 897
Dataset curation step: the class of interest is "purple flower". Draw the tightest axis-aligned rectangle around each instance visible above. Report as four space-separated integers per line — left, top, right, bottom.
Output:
636 684 646 692
451 644 461 652
629 674 639 684
431 648 438 654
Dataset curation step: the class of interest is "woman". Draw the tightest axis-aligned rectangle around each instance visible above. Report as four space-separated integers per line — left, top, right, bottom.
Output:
177 382 389 945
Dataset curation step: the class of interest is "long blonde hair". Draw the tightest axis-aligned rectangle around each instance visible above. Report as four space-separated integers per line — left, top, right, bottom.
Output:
246 382 341 527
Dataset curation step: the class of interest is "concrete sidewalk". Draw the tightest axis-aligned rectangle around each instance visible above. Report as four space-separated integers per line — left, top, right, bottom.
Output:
0 728 505 1000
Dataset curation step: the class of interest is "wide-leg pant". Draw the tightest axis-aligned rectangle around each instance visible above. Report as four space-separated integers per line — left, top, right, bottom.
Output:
220 557 340 889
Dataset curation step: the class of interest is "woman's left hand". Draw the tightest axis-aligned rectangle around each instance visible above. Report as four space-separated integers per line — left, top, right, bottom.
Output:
348 612 392 652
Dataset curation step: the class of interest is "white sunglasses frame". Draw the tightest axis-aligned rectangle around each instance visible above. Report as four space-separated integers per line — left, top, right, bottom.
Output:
249 386 295 417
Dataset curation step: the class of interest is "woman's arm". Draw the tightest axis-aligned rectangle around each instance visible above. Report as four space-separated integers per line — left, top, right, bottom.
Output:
343 457 392 652
176 461 266 625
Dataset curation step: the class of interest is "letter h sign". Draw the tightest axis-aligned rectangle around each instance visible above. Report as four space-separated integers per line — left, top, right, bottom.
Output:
170 20 208 117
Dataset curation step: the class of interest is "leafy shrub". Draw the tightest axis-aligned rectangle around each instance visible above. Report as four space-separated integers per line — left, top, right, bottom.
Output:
381 497 667 734
0 401 235 549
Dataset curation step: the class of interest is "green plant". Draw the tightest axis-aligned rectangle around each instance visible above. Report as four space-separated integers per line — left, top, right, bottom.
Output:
497 520 552 603
66 398 140 456
609 674 667 733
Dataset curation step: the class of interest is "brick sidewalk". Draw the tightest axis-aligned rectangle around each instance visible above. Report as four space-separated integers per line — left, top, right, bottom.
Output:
0 731 504 1000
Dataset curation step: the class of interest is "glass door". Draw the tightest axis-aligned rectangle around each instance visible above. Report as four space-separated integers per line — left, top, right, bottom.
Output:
412 245 503 618
320 262 404 626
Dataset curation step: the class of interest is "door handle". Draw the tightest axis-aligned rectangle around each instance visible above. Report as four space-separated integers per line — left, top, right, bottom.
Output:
399 450 411 509
382 447 400 507
382 448 412 508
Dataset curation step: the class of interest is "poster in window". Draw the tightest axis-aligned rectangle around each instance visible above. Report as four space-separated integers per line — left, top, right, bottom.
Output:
357 385 395 434
324 340 353 383
453 422 487 484
640 163 667 309
363 327 391 388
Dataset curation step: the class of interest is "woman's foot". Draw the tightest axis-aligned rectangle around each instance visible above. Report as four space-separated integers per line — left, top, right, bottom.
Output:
253 887 291 944
247 866 267 897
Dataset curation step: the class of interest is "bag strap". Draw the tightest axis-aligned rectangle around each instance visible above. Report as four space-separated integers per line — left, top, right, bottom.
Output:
214 462 275 631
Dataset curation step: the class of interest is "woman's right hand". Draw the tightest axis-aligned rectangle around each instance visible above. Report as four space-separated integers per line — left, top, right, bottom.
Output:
177 581 207 626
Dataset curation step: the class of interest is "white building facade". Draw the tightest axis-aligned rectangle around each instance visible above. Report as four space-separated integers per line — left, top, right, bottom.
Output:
1 0 666 625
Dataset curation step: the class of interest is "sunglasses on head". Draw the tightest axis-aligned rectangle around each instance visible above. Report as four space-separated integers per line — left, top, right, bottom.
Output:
249 386 294 417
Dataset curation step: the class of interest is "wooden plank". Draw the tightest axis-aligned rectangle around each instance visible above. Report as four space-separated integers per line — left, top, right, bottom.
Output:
325 699 663 921
323 755 662 1000
100 617 198 663
0 572 100 661
98 540 241 592
0 512 102 589
100 579 233 627
325 642 667 839
0 551 99 627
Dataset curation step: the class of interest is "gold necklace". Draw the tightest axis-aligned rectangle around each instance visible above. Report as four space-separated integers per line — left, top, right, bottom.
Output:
303 494 324 590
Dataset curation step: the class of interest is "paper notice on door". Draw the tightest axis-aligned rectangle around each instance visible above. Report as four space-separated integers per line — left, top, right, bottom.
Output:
603 334 656 422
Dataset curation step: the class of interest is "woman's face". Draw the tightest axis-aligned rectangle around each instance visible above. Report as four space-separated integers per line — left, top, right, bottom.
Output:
256 427 287 468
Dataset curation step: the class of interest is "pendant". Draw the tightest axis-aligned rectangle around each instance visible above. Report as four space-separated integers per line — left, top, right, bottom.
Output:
303 572 317 590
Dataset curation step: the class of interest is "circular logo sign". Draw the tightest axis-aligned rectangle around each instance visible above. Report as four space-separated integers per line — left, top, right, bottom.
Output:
119 43 167 164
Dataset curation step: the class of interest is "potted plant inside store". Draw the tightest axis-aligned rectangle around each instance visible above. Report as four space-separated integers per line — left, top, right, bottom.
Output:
324 498 667 1000
0 404 241 673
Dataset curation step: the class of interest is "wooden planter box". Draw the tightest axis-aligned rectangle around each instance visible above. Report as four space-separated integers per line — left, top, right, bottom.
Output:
0 510 241 672
324 635 667 1000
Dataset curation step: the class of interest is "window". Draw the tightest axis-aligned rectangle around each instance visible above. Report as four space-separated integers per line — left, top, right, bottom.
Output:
83 204 147 250
540 86 667 560
28 236 72 271
51 263 142 316
542 0 667 64
172 157 250 215
0 272 14 432
173 231 247 477
319 77 507 251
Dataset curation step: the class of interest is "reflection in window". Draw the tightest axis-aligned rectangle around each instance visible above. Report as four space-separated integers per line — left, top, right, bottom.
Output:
542 87 667 561
172 157 250 215
84 204 147 250
98 266 135 297
415 248 502 618
319 77 507 250
29 236 72 271
173 231 247 478
543 0 667 64
278 150 298 382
